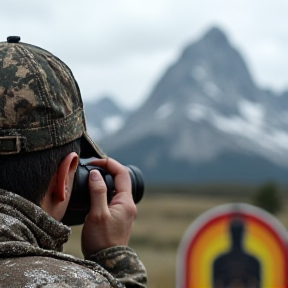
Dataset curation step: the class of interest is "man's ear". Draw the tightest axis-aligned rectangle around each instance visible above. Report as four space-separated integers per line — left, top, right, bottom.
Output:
54 152 79 202
41 152 79 220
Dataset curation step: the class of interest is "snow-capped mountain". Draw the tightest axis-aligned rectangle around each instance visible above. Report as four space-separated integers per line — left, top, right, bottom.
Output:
95 27 288 184
83 96 127 141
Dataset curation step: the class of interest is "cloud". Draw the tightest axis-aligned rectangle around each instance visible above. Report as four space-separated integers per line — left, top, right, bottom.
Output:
1 0 287 108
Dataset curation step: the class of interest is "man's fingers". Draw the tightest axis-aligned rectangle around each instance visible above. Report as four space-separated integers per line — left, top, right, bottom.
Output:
81 158 137 255
87 170 109 220
88 158 131 195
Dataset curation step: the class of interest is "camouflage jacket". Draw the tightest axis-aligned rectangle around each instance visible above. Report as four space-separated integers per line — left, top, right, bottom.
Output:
0 189 147 287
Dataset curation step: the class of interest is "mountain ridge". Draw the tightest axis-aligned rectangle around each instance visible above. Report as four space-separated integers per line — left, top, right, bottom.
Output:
88 26 288 184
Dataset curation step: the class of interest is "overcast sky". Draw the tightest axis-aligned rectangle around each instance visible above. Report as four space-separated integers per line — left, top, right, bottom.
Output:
1 0 287 109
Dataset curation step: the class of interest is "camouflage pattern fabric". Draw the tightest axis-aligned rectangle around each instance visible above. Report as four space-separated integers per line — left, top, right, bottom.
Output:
0 189 147 287
0 39 105 158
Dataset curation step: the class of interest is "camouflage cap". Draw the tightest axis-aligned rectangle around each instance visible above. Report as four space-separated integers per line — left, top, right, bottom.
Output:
0 36 105 158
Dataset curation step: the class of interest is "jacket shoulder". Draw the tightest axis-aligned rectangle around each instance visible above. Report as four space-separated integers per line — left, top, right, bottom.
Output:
0 256 112 287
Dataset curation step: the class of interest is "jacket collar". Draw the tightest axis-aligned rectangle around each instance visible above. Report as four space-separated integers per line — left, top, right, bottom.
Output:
0 189 71 252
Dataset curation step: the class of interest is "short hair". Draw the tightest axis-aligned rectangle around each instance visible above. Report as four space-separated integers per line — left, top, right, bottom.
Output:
0 139 81 206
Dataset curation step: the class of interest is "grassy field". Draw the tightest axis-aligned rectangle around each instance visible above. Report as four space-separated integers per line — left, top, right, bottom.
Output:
63 185 288 288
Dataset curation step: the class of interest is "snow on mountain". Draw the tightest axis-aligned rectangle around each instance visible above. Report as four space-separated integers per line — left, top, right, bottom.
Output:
84 96 127 141
95 27 288 184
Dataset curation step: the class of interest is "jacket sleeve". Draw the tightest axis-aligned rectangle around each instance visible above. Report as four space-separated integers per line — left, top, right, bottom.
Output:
86 246 147 288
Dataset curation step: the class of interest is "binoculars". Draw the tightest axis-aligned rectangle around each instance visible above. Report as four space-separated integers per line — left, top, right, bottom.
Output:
62 163 144 226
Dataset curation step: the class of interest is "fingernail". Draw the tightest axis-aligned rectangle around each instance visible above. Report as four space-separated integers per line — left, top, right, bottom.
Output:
90 170 100 181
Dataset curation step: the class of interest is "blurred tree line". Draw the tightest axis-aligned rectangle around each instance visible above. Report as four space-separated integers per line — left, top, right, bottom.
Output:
252 181 283 215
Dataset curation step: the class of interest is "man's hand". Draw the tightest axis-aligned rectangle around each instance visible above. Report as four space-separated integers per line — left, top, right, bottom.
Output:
81 158 137 258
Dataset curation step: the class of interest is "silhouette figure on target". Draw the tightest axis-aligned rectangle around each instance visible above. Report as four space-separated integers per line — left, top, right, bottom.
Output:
212 218 261 288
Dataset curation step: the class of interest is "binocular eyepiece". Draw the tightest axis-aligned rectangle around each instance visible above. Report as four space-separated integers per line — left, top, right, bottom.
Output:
62 163 145 226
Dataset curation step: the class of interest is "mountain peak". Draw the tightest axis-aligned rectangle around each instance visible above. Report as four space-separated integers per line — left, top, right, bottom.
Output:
181 26 231 60
91 96 124 114
202 26 228 44
97 27 288 184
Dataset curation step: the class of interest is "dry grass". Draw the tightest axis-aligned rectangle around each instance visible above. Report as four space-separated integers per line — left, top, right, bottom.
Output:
63 193 288 288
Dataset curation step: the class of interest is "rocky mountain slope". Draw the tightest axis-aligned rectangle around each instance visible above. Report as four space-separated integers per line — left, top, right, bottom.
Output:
84 96 128 141
89 27 288 184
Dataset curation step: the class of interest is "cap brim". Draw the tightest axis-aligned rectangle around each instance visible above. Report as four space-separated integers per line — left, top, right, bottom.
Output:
80 131 106 159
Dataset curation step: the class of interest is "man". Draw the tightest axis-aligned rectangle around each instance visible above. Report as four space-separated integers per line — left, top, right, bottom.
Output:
0 36 147 287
